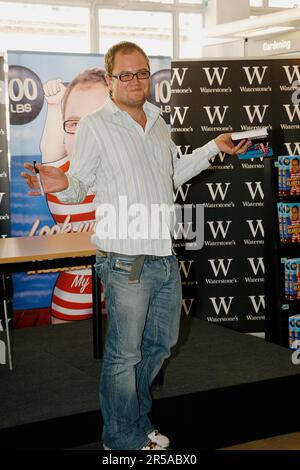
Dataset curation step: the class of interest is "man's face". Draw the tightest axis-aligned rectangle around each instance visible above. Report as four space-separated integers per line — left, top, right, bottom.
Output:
107 50 150 109
292 159 300 174
291 207 299 221
64 82 108 155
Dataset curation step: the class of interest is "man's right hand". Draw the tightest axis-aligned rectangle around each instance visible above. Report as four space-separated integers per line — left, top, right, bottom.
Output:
21 162 69 196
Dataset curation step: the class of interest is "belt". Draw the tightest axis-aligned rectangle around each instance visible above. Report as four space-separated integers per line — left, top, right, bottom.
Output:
96 250 164 283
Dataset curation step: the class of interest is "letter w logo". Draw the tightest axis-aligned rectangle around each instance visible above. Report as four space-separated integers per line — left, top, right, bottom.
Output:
202 67 228 86
210 152 227 163
247 258 265 275
173 221 193 240
283 104 300 122
181 298 195 316
284 143 300 156
179 260 194 279
242 66 268 85
210 297 234 315
249 295 265 313
170 107 189 126
206 182 231 201
246 220 264 237
207 221 232 239
176 145 191 158
243 105 269 123
174 184 191 202
282 65 300 84
208 259 233 277
204 106 229 124
171 67 188 87
245 182 264 200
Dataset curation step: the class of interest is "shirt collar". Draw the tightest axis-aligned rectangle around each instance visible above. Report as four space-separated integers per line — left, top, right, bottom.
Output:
102 95 161 120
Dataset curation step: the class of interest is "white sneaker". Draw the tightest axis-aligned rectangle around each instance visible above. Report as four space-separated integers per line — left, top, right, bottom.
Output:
141 440 166 450
148 430 170 449
103 440 165 450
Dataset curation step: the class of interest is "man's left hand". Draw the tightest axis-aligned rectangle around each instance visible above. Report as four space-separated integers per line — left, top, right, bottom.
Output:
214 133 250 155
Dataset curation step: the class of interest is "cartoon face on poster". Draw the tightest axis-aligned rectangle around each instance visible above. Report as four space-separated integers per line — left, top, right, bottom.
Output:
8 51 170 327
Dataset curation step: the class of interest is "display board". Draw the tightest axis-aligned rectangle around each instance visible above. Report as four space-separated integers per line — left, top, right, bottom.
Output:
171 58 300 332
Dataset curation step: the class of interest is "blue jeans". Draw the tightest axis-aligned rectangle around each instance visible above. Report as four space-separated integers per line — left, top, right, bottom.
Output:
94 253 182 450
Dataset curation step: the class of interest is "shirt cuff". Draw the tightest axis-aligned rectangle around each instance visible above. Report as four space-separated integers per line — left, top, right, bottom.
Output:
52 175 74 202
206 139 220 159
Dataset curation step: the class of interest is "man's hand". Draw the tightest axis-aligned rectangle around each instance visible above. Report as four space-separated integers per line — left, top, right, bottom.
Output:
43 79 66 106
21 162 69 196
214 133 250 155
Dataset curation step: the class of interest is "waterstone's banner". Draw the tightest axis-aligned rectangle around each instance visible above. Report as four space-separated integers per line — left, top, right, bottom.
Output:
8 51 170 328
171 58 300 332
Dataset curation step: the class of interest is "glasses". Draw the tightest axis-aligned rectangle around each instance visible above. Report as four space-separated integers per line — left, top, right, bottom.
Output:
63 119 79 134
110 70 151 82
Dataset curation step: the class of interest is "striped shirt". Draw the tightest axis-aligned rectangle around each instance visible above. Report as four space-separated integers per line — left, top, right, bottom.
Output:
57 96 219 256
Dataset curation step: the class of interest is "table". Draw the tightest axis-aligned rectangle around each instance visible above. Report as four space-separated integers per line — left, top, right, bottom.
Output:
0 232 102 370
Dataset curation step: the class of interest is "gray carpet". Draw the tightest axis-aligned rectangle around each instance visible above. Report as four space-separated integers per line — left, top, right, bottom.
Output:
1 316 300 449
0 315 298 429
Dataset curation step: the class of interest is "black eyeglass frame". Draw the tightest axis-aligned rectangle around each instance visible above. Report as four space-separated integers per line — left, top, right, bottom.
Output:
63 119 79 134
110 70 151 82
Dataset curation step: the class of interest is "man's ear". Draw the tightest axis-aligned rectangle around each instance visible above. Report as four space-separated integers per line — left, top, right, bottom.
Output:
105 74 112 91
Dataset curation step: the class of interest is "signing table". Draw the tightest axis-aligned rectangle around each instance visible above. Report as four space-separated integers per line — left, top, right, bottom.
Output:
0 232 102 370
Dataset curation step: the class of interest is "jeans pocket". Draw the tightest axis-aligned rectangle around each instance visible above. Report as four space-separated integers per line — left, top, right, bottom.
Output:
111 258 134 275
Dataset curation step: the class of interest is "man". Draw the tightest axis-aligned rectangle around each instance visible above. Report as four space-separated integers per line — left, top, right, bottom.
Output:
21 41 249 450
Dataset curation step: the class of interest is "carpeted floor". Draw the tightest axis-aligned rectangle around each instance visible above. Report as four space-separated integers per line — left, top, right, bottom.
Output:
1 315 300 449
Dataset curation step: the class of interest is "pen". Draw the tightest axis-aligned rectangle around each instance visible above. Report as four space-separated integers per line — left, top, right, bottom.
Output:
33 160 45 196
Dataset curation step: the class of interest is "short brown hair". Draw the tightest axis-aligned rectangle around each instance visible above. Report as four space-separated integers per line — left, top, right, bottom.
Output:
105 41 150 76
63 68 107 118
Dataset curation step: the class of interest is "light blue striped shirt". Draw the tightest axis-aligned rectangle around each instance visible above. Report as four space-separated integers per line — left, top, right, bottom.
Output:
57 96 219 255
